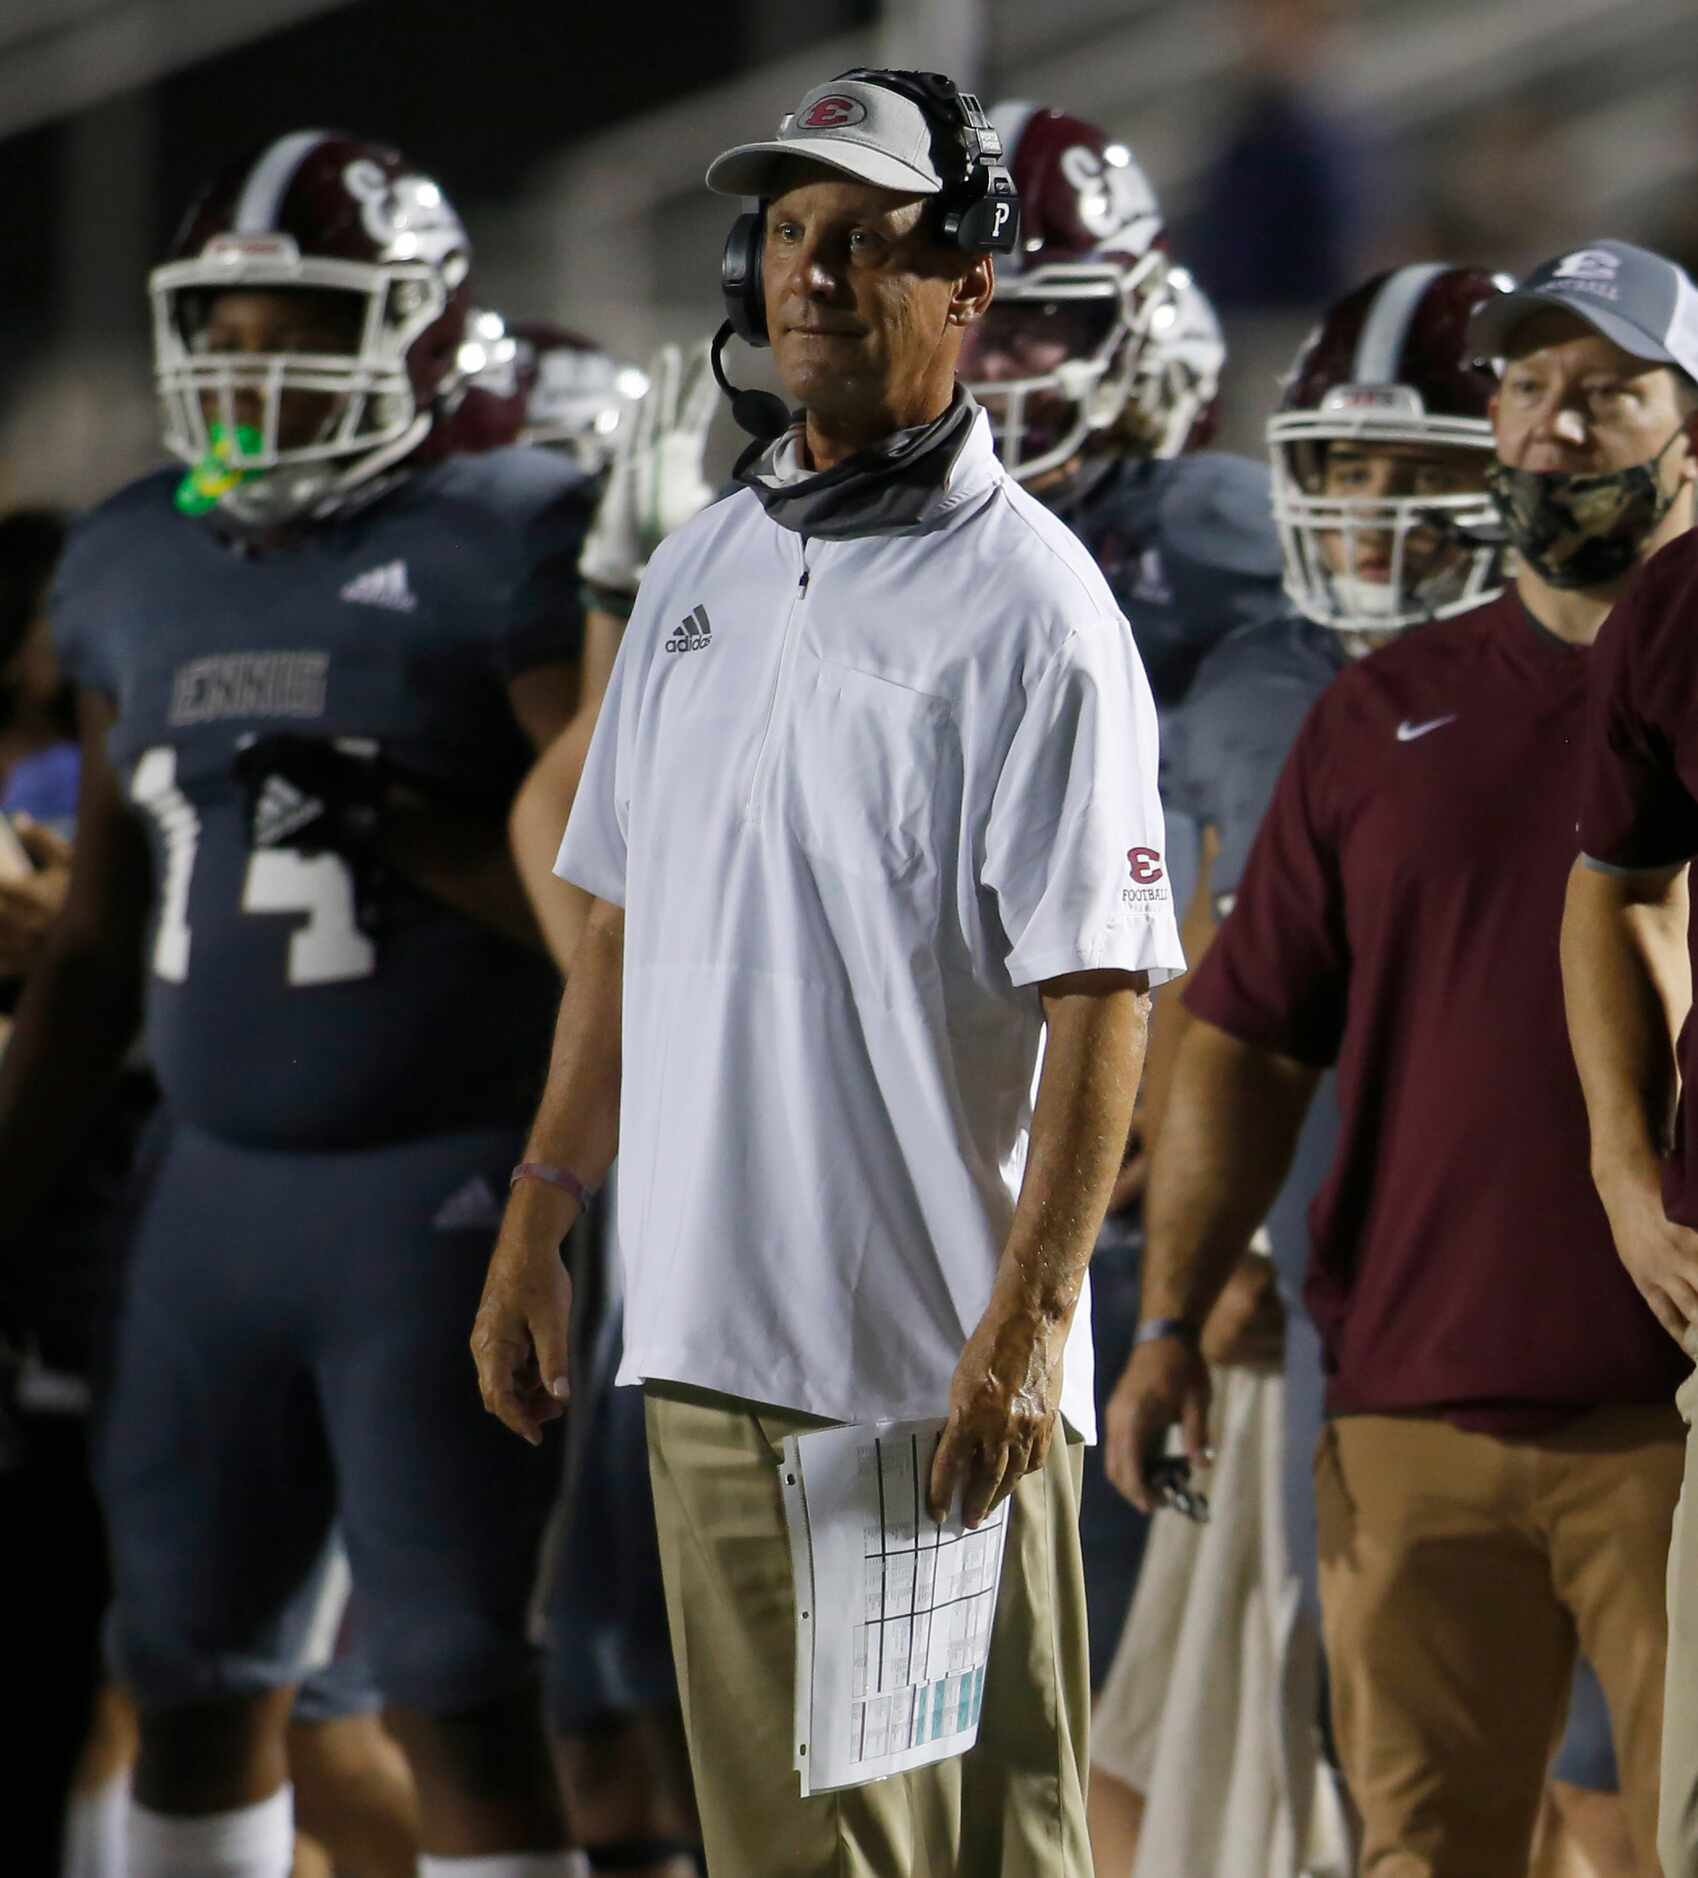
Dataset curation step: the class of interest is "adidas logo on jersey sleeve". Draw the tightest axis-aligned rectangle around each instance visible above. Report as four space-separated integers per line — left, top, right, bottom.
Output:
339 560 417 613
665 605 713 653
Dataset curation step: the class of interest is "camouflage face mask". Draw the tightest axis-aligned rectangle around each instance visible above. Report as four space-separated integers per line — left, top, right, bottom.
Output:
1485 427 1688 589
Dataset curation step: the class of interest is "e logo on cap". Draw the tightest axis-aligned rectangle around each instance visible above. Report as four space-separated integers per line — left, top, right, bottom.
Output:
1553 250 1621 282
798 94 868 131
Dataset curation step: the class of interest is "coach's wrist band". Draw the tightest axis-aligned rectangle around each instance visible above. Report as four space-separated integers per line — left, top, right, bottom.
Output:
1133 1316 1202 1348
510 1160 596 1207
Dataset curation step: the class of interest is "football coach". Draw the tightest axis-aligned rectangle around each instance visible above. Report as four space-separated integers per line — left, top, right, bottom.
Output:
472 68 1184 1875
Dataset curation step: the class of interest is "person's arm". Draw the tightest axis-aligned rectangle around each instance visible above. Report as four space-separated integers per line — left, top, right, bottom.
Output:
509 608 626 972
1106 824 1220 1215
377 659 578 952
470 894 624 1444
1561 857 1698 1341
0 693 149 1251
1103 1015 1319 1509
928 968 1150 1527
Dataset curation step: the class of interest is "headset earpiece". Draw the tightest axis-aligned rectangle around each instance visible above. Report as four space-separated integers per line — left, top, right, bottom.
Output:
720 210 769 348
945 188 1019 255
834 68 1022 258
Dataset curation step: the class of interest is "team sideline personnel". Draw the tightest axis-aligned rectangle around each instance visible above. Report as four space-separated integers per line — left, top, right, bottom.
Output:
1562 256 1698 1877
473 68 1184 1876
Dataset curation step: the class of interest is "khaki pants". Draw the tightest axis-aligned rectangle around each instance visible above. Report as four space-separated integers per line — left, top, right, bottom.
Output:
644 1383 1092 1877
1660 1367 1698 1877
1315 1407 1682 1877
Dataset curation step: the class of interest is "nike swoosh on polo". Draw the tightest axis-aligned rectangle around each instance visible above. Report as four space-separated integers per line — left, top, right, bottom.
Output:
1396 715 1458 743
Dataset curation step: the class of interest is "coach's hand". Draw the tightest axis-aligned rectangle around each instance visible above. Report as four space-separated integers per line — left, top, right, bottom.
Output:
471 1194 575 1445
1103 1333 1212 1515
930 1299 1066 1530
1598 1161 1698 1348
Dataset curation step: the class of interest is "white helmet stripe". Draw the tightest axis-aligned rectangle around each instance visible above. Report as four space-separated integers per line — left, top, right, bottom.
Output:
1353 262 1450 384
233 129 334 233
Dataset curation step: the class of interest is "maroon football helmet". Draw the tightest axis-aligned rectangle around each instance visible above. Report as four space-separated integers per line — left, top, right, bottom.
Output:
151 129 472 526
429 308 528 456
958 101 1173 482
1269 263 1512 635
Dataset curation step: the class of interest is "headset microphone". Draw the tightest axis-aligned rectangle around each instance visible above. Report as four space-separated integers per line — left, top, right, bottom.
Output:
710 320 793 441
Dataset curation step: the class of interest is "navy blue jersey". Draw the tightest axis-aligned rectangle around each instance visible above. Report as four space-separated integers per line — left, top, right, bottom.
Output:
54 448 591 1150
1172 611 1346 911
1053 449 1285 915
1054 451 1286 712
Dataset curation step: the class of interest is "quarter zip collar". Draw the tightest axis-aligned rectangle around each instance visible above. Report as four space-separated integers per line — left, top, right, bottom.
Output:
735 386 998 541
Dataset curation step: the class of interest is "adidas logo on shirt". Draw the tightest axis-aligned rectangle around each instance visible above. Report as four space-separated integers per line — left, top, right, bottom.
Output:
339 560 418 613
253 773 323 848
665 605 713 654
432 1174 504 1232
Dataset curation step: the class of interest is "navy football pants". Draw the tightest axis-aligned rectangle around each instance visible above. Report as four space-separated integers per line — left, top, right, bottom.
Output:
95 1120 558 1715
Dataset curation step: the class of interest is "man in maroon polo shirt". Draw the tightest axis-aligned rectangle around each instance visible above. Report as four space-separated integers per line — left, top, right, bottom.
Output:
1103 238 1698 1876
1562 264 1698 1876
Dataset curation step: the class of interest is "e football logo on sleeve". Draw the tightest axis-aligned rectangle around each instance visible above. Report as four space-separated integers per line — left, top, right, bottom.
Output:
1125 846 1168 907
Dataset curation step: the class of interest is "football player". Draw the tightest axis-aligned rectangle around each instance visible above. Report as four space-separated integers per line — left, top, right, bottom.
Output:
954 95 1287 1744
0 132 595 1878
955 104 1275 734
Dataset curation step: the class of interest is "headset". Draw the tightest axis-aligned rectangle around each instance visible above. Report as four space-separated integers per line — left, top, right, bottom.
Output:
712 68 1023 439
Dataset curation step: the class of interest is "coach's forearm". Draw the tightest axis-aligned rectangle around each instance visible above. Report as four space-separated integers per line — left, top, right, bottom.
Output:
1561 857 1689 1191
508 728 597 974
508 608 627 975
992 972 1151 1333
502 896 625 1248
1141 1017 1318 1327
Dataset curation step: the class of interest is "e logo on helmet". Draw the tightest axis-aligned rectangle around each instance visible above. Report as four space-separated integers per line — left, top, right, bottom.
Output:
798 95 867 131
1058 145 1152 242
344 159 468 282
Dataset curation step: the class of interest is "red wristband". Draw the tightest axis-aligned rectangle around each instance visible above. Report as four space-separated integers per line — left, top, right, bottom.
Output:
510 1161 595 1207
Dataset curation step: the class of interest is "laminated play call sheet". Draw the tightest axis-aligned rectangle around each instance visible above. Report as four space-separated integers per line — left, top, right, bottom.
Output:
779 1416 1011 1795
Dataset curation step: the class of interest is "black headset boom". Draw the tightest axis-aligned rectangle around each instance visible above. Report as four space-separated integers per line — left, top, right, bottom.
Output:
717 67 1021 351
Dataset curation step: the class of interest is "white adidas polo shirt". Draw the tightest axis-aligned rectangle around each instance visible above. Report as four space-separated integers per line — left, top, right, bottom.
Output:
556 411 1183 1441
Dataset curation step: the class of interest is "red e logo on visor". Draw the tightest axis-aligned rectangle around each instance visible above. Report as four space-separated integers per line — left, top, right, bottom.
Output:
798 95 868 130
1127 847 1164 884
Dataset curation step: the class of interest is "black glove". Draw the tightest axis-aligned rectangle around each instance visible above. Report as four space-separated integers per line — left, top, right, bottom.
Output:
232 734 392 936
233 733 388 858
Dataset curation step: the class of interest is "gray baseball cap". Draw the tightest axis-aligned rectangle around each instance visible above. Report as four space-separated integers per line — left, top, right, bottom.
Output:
1467 239 1698 380
706 77 944 199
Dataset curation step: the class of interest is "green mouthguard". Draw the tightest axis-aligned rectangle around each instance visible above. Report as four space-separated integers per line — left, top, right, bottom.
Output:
174 423 266 515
